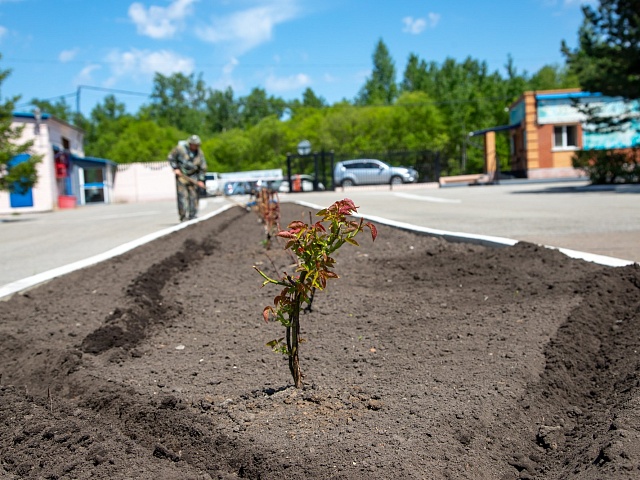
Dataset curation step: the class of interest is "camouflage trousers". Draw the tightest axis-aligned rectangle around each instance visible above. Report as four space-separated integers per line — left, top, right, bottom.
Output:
175 176 199 221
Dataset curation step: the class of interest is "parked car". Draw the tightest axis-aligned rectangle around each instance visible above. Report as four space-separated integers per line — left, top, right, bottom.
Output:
279 174 325 193
334 159 418 187
205 172 223 196
224 181 257 196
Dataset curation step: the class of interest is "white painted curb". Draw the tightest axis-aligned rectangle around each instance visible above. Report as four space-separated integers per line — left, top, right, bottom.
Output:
293 200 636 268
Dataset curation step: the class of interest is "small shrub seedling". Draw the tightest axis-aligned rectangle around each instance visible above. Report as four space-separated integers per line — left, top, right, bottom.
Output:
255 198 377 388
256 186 281 249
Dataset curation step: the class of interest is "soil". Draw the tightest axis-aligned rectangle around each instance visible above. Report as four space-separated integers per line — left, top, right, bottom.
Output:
1 201 640 480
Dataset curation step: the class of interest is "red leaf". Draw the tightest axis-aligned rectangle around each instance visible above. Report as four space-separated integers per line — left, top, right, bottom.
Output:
366 222 378 241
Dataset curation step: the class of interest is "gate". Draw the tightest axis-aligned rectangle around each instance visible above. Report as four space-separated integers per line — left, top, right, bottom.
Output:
285 150 335 192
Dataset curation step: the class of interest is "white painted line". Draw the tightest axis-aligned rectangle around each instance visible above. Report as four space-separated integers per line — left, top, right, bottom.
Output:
394 192 461 203
293 200 635 268
0 204 235 300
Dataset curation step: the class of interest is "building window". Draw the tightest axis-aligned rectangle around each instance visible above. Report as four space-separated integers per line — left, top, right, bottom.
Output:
553 125 577 149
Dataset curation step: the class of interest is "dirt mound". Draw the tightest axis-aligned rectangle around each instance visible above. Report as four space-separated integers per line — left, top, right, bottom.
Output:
1 202 639 479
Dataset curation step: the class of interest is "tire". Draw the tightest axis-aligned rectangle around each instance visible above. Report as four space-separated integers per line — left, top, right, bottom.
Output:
390 176 403 185
341 178 354 187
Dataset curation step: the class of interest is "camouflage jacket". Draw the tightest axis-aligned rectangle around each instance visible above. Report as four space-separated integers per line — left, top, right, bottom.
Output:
167 143 207 182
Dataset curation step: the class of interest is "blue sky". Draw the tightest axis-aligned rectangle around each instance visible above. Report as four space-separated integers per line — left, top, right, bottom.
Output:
1 0 594 116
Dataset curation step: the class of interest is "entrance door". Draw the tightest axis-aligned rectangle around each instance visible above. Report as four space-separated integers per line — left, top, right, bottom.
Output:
80 167 106 203
8 153 34 208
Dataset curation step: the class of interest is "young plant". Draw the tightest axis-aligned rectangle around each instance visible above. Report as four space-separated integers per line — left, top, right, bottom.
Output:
254 198 377 388
256 186 281 249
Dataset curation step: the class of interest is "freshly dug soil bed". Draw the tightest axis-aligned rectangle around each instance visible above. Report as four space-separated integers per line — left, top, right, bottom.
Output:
1 202 640 479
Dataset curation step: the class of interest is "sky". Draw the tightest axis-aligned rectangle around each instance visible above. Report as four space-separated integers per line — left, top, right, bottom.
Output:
0 0 596 117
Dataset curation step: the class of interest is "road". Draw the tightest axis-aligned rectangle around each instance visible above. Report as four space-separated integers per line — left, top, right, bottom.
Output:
1 180 638 298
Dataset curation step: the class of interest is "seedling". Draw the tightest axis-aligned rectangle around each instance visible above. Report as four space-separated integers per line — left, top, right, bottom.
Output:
255 186 281 249
255 198 377 388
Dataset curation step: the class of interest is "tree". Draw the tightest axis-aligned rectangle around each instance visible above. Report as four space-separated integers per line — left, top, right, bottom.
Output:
527 64 580 91
562 0 640 99
401 53 430 93
146 72 207 133
301 87 326 109
288 88 327 119
239 87 287 127
29 97 74 123
0 57 41 193
356 39 398 105
82 96 132 159
205 86 240 133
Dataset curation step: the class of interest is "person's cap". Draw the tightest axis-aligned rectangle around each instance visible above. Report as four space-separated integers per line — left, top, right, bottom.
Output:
188 134 201 145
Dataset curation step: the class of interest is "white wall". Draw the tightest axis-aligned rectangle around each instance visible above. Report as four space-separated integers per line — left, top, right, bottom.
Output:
112 161 177 203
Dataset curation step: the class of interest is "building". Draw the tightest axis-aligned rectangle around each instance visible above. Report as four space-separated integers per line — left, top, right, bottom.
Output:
0 111 116 214
470 88 640 180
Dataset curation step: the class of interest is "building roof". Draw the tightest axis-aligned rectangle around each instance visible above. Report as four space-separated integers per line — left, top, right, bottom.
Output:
12 111 84 133
13 111 52 120
535 91 601 101
71 155 117 167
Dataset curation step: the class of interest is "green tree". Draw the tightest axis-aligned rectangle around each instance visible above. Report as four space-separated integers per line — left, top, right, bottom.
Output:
203 128 252 172
562 0 640 99
356 39 398 105
289 87 327 118
146 72 207 133
401 53 430 93
527 64 580 91
301 87 326 109
83 96 131 159
29 97 74 123
239 87 287 127
205 86 240 133
0 58 41 193
101 119 184 164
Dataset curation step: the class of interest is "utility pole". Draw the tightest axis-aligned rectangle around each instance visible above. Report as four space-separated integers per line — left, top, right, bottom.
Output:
76 86 81 115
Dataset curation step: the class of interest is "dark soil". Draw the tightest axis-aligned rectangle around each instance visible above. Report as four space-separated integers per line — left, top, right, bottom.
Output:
1 202 640 479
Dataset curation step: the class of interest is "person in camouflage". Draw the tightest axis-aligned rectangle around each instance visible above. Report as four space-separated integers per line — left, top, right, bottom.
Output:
167 135 207 222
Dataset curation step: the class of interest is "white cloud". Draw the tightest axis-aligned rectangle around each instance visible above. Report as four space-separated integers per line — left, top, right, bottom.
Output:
323 73 337 83
402 17 426 34
402 12 440 34
427 12 441 27
104 48 195 85
128 0 197 39
0 26 7 40
265 72 310 92
74 64 102 85
222 57 239 75
196 0 301 55
59 48 80 63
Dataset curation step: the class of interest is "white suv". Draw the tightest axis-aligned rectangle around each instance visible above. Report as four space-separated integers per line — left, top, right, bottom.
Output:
205 172 223 196
334 159 418 187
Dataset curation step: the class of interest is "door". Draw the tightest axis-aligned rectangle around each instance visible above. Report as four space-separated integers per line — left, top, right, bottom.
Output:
80 167 106 204
8 153 34 208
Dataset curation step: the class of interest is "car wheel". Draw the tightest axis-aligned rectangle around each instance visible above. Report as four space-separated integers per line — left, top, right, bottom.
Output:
390 176 403 185
342 178 354 187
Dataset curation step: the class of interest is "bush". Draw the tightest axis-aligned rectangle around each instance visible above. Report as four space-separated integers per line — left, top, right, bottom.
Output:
572 148 640 184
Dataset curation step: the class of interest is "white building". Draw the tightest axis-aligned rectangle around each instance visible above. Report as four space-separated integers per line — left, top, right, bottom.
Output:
0 112 116 214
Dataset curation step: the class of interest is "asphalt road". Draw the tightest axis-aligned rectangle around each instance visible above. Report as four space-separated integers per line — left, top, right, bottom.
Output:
1 179 638 298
